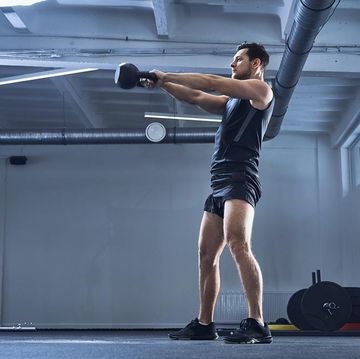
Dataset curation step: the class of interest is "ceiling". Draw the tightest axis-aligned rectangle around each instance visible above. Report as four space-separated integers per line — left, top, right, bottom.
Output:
0 0 359 147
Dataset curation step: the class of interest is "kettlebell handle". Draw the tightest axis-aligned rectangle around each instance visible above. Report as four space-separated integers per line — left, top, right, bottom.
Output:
137 71 158 84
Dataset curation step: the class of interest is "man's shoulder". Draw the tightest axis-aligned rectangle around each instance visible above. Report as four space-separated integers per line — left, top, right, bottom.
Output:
250 80 273 110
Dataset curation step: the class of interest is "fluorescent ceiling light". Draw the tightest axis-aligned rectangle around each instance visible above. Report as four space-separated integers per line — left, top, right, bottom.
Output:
0 0 46 6
0 68 98 86
56 0 151 7
2 10 27 29
145 112 221 123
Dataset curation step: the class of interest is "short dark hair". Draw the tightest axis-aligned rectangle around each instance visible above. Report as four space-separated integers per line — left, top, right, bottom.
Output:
236 42 269 70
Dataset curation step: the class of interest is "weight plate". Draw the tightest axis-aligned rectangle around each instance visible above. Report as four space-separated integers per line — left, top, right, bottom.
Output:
345 287 360 305
301 281 352 331
287 289 315 330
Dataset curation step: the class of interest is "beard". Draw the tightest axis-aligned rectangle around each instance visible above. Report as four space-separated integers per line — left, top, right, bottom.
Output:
233 66 252 80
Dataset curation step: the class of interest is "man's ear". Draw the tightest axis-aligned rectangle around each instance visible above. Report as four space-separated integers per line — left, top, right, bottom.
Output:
252 58 261 69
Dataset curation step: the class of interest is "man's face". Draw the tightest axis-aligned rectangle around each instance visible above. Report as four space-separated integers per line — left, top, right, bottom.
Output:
230 49 252 80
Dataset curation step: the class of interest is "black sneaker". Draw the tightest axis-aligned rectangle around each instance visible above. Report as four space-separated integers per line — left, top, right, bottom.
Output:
224 318 273 344
168 318 218 340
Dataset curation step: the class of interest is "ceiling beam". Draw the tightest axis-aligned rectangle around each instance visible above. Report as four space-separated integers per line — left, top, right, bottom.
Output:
152 0 169 38
56 0 152 7
91 98 168 107
0 7 29 33
179 0 283 4
280 121 332 134
338 0 360 9
331 86 360 148
279 0 296 40
83 85 164 95
217 0 294 40
0 52 359 78
164 92 175 113
51 77 103 128
223 1 280 14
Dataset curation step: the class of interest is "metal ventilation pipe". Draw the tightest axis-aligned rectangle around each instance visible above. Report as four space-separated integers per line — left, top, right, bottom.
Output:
264 0 337 141
0 127 216 145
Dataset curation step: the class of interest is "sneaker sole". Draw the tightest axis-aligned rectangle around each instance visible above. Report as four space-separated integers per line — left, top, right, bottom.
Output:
224 336 273 344
169 334 219 341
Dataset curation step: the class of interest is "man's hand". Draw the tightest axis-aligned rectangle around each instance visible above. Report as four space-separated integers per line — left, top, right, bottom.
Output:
139 78 156 89
152 70 165 87
140 69 165 89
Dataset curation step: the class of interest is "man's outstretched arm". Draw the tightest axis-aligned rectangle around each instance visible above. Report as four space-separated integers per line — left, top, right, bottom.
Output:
155 71 272 106
160 82 228 115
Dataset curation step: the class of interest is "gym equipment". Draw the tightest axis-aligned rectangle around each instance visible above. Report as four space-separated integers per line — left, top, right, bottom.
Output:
268 324 298 331
114 63 158 89
287 270 319 330
301 281 352 331
287 270 357 331
287 289 315 330
345 287 360 323
342 323 360 330
268 318 298 331
269 319 360 332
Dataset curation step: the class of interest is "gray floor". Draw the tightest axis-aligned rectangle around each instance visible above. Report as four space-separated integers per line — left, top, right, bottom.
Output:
0 331 359 359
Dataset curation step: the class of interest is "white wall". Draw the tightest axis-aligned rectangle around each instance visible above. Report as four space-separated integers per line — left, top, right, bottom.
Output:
0 158 6 325
0 133 347 327
340 186 360 287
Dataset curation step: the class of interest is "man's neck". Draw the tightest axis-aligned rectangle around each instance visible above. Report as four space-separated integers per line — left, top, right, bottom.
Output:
250 71 264 81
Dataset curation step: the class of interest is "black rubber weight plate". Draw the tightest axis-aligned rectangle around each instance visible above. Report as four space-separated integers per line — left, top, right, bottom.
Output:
287 289 315 330
301 281 352 331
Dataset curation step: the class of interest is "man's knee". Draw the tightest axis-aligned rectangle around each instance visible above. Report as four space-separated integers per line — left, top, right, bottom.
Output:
198 246 222 269
225 230 251 256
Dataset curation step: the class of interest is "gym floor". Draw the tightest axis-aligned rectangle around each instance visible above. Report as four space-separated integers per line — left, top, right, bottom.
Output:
0 330 359 359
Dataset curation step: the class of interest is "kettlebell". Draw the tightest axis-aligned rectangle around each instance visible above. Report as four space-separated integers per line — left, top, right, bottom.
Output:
114 63 158 89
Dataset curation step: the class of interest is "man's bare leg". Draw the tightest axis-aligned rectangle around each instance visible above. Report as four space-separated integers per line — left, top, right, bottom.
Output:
197 211 226 324
223 199 264 325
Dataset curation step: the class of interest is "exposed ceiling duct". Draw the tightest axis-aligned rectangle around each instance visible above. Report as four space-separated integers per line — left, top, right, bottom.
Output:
0 0 349 145
0 128 216 145
264 0 337 141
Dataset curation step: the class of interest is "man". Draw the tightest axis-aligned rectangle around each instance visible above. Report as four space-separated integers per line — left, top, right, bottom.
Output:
143 42 274 344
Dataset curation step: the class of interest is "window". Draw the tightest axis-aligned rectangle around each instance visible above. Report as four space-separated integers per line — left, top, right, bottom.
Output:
351 137 360 188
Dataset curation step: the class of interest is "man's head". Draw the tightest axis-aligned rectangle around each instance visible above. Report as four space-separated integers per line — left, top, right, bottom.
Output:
230 42 269 80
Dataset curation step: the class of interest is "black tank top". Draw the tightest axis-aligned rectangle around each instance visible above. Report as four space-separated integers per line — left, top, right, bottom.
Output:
210 97 274 178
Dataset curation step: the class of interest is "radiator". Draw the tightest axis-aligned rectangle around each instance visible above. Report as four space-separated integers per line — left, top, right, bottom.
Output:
214 290 293 324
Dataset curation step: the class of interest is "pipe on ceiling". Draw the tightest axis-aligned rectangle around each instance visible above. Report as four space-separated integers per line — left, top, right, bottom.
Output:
0 128 216 145
264 0 337 141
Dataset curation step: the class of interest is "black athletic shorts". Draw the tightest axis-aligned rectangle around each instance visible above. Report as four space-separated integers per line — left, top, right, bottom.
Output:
204 171 261 218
